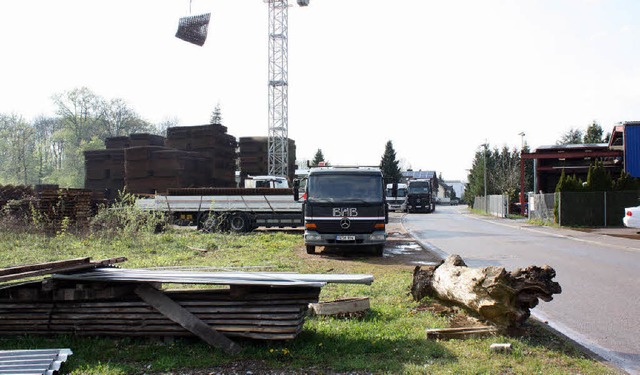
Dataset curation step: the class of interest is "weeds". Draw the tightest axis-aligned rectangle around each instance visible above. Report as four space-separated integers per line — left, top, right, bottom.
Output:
90 191 167 235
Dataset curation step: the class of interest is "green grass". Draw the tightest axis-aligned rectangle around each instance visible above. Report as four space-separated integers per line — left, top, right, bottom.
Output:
0 228 618 375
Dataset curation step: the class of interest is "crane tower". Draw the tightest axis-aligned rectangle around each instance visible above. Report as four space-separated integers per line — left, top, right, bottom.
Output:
266 0 308 178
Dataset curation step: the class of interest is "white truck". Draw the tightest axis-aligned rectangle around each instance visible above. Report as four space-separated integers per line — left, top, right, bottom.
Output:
385 183 407 212
135 176 303 232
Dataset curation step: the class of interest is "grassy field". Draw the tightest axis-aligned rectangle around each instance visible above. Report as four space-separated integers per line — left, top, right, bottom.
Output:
0 223 620 375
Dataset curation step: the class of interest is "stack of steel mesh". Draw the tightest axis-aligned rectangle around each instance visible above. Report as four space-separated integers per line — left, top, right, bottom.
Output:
175 13 211 46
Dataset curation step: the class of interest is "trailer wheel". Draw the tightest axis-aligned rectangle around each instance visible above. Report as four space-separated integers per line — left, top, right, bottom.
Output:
229 212 251 232
306 245 316 254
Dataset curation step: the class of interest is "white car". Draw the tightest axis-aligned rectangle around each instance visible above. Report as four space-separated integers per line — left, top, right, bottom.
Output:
623 206 640 228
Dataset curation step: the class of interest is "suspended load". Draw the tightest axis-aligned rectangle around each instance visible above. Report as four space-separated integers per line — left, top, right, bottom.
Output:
175 13 211 46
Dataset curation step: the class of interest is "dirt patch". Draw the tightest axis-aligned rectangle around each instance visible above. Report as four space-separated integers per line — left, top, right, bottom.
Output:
304 213 442 266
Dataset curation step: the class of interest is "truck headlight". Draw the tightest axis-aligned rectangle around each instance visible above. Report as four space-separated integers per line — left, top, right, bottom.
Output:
370 233 386 241
305 233 322 241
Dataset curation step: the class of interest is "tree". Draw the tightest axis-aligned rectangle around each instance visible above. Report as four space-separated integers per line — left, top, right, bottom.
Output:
556 127 583 145
210 103 223 125
311 149 326 167
464 144 491 204
52 87 105 147
491 145 521 202
0 114 37 185
584 121 605 144
464 143 526 205
380 140 402 184
32 116 64 183
154 117 180 137
101 98 152 138
613 171 640 191
522 143 534 193
585 161 612 192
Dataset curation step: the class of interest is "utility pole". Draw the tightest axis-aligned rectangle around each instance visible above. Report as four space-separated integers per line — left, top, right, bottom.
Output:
483 142 488 213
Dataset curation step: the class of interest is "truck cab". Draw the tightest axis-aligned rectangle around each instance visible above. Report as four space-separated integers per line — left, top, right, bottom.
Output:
406 179 435 213
385 183 407 212
302 167 387 256
244 175 289 189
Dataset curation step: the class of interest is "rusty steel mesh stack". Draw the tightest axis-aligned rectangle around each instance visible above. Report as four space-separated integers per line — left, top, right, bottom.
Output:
175 13 211 46
165 124 237 188
238 137 296 183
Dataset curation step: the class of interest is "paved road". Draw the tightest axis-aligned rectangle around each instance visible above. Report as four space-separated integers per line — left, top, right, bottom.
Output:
402 205 640 375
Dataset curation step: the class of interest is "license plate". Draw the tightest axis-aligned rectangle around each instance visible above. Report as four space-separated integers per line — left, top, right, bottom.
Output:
336 235 356 241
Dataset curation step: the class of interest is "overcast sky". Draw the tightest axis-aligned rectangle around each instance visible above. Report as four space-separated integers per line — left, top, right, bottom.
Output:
2 0 639 180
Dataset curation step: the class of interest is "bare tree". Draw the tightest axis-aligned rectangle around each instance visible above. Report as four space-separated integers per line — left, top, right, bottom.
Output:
101 98 152 138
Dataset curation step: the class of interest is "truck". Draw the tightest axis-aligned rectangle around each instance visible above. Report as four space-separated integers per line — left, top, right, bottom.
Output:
385 183 407 212
298 167 388 256
135 176 302 232
406 179 435 213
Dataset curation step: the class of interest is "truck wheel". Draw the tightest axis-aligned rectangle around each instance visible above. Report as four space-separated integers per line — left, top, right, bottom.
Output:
229 213 250 232
306 245 316 254
373 244 384 257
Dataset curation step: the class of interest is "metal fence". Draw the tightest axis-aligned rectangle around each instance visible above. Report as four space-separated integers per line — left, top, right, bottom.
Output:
473 194 508 218
475 191 639 226
556 191 639 227
528 193 556 224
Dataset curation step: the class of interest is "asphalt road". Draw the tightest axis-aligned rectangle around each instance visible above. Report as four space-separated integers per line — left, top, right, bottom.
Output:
402 205 640 375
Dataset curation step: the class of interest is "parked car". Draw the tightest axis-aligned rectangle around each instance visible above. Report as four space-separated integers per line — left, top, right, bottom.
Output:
623 206 640 228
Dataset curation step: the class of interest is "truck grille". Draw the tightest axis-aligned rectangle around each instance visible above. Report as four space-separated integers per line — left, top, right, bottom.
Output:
314 219 377 234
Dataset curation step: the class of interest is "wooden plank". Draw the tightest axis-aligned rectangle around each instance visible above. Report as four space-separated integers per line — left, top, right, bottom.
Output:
134 284 241 354
425 326 499 339
309 297 370 316
0 257 127 283
0 258 90 276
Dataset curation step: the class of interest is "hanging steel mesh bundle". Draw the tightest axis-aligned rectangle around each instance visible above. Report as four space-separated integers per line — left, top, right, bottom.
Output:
175 13 211 46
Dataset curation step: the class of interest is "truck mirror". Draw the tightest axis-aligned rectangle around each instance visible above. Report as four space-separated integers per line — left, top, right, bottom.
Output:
293 179 300 201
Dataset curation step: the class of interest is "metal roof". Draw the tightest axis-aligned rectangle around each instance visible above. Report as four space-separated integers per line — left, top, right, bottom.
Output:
52 268 374 287
0 349 72 375
535 143 608 151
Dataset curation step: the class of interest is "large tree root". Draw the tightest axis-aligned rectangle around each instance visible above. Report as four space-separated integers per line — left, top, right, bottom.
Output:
411 255 561 329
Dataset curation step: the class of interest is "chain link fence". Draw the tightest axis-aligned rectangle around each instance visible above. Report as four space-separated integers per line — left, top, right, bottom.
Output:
473 194 508 218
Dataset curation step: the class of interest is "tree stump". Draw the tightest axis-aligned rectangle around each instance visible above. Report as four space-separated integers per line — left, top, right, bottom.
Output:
411 255 561 329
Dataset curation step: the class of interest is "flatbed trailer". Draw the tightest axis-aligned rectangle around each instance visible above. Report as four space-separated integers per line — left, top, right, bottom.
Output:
136 187 303 232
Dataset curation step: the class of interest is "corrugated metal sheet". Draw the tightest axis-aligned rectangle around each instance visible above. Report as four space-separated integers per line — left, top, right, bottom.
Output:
0 349 72 375
625 123 640 177
52 268 374 286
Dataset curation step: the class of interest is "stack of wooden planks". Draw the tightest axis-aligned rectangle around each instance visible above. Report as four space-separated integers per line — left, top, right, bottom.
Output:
0 282 320 341
35 187 94 232
0 258 373 353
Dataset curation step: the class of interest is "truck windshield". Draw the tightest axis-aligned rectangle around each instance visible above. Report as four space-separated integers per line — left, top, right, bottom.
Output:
308 174 383 202
386 188 407 197
408 184 430 194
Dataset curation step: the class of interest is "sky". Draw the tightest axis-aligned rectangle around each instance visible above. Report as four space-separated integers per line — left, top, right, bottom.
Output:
2 0 640 181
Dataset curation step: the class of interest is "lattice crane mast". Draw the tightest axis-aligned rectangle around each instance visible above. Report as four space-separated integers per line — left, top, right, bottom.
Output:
266 0 309 178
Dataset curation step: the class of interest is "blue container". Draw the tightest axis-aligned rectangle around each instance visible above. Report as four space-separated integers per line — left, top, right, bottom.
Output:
625 122 640 177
